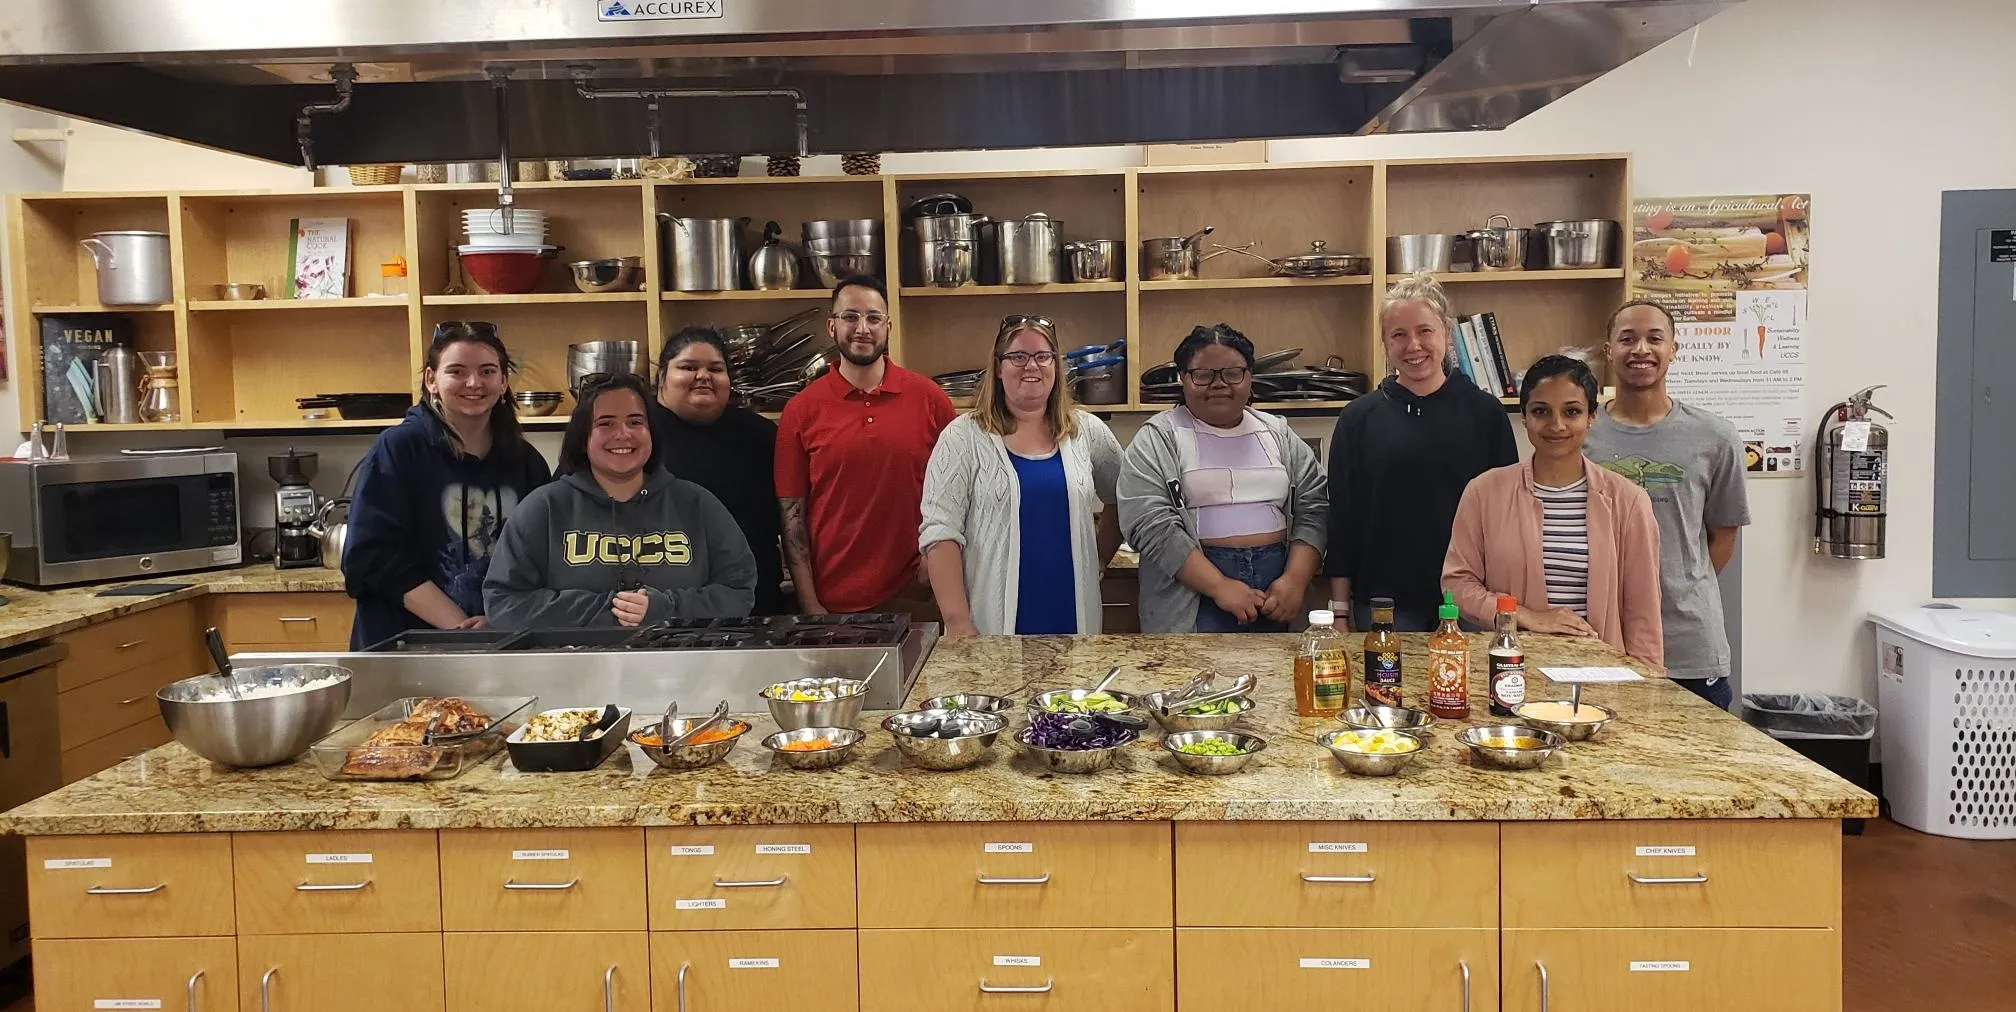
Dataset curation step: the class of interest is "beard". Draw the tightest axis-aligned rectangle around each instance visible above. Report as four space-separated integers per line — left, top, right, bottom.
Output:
837 336 887 367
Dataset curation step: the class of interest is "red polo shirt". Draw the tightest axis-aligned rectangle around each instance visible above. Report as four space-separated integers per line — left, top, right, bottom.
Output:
775 362 957 613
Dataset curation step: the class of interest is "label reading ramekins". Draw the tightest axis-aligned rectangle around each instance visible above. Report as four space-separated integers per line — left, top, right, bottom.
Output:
513 849 569 861
985 842 1034 853
1308 842 1368 854
1635 845 1696 857
675 898 726 910
1630 961 1690 972
993 955 1041 967
1300 958 1370 970
728 958 778 969
671 845 715 857
44 857 111 870
305 853 372 865
755 843 811 855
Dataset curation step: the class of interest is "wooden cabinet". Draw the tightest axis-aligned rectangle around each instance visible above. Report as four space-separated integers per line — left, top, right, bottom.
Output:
60 713 171 785
206 593 354 653
440 828 646 932
1175 821 1498 928
856 821 1172 928
52 601 204 783
26 833 234 938
444 932 649 1012
645 825 855 931
649 929 858 1012
860 928 1174 1012
237 933 446 1012
1501 819 1840 928
32 936 239 1012
1502 928 1841 1012
232 830 442 935
55 602 204 692
1176 928 1494 1012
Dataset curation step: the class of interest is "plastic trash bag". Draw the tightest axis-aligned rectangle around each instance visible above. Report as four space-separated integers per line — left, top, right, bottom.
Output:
1741 692 1878 739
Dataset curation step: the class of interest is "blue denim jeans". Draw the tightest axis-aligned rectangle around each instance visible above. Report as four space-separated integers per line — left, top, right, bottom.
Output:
1674 676 1734 710
1195 542 1289 633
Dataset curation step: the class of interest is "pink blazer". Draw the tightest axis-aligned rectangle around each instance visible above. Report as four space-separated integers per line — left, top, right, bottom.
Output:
1442 461 1665 669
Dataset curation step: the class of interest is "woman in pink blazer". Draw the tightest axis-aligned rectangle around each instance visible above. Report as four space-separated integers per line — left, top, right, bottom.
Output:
1443 355 1665 668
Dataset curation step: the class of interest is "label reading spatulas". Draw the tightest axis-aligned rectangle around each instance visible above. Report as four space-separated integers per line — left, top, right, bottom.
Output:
44 857 111 870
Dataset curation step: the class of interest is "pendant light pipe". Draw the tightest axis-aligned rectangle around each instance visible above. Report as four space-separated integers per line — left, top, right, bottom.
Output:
488 67 515 234
294 63 356 172
570 68 809 158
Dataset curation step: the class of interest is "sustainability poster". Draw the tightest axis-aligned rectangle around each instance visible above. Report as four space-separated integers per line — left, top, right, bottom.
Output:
1631 193 1811 475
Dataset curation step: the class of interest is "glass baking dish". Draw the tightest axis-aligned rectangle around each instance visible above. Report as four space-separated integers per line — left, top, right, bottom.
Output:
306 696 537 781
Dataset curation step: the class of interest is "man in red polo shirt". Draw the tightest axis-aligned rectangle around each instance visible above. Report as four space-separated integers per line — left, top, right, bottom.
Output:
776 275 957 617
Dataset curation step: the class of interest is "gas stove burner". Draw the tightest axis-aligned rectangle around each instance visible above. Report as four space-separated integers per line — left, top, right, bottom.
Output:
775 625 897 647
792 612 906 627
628 628 757 651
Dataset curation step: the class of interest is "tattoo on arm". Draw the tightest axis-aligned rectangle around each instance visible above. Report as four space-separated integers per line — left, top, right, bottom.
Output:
780 497 813 572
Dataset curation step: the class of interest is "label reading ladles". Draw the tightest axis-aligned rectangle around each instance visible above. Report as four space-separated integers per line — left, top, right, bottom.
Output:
1308 842 1368 853
305 853 372 865
728 958 779 969
1300 958 1371 970
1630 961 1691 972
513 849 570 861
670 845 715 856
755 843 811 855
984 842 1034 853
993 955 1041 967
675 898 727 910
94 1001 162 1009
1634 846 1696 857
44 857 111 870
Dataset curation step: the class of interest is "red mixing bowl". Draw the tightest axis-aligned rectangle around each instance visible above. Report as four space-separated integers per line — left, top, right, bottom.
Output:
459 247 554 294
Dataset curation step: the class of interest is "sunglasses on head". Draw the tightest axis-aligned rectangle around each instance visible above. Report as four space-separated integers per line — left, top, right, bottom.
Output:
997 314 1057 339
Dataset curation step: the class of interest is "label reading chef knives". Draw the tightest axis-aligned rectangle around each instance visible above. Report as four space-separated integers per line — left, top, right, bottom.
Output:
1634 846 1696 857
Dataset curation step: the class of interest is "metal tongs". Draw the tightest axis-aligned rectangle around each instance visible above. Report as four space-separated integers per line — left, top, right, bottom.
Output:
1154 673 1256 717
666 700 731 748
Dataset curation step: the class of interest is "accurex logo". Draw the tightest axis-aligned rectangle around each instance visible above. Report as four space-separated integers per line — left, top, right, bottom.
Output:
598 0 725 21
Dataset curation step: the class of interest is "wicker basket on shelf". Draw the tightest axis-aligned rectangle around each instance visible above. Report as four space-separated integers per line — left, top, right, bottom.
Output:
346 164 403 186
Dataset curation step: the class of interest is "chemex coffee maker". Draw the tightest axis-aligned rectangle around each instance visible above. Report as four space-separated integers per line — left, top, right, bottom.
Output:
269 449 321 569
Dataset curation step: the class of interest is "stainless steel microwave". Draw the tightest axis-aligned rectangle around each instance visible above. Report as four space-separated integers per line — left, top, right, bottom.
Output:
0 453 242 587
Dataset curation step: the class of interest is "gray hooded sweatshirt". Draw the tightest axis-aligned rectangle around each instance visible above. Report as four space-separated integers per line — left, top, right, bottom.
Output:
483 468 757 628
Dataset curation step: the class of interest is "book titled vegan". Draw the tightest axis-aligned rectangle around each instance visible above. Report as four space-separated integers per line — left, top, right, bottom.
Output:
287 217 353 299
39 314 134 423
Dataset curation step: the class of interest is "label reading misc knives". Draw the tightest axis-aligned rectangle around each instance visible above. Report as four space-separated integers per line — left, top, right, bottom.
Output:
1308 842 1368 853
728 958 779 969
1634 846 1696 857
44 857 112 869
1300 958 1370 970
675 898 727 910
984 842 1034 853
670 845 716 856
95 1001 162 1009
754 843 811 855
1630 961 1690 972
993 955 1041 967
305 853 373 865
513 849 570 861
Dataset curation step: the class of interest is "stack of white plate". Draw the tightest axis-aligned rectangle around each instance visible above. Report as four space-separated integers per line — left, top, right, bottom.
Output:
463 207 549 247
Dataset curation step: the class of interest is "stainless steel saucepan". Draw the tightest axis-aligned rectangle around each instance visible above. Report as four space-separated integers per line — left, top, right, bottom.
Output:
1141 226 1234 281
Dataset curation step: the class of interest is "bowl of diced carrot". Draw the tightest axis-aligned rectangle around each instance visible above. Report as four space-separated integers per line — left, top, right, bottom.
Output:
760 726 866 770
629 716 751 770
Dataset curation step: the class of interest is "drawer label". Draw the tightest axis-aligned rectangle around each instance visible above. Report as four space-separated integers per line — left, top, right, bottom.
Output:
305 853 372 864
675 898 727 910
993 955 1041 967
728 958 778 969
513 849 570 861
1308 842 1368 853
1300 958 1370 970
44 857 112 870
755 843 811 855
94 1001 162 1009
1634 846 1696 857
984 842 1034 853
1630 961 1690 972
671 845 716 856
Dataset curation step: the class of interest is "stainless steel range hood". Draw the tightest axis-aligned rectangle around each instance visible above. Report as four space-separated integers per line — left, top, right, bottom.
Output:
0 0 1740 165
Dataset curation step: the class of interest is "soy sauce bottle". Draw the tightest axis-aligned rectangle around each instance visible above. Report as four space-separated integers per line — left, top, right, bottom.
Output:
1488 595 1527 717
1362 597 1404 708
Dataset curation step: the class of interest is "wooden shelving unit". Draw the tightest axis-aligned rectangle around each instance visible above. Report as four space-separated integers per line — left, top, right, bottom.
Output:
7 155 1630 432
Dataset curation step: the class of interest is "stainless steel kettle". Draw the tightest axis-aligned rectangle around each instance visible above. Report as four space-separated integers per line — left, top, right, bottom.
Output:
92 346 142 424
748 220 800 291
309 497 350 569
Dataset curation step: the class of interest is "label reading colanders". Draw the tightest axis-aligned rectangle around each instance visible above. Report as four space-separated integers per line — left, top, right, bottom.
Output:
1635 846 1696 857
1308 842 1368 853
44 857 111 870
755 843 811 855
675 898 726 910
94 1001 162 1009
993 955 1041 967
670 845 715 856
513 849 569 861
1630 961 1690 972
984 842 1034 853
1300 958 1370 970
305 853 372 865
728 958 778 969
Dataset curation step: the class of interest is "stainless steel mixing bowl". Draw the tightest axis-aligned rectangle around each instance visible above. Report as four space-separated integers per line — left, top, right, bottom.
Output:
156 664 353 767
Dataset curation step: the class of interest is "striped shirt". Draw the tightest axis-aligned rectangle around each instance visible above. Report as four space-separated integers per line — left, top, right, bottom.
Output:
1533 476 1591 616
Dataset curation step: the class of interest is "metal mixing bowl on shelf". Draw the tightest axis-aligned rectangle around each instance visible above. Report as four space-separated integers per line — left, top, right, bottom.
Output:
1161 730 1266 775
156 664 353 767
511 391 565 416
569 256 644 293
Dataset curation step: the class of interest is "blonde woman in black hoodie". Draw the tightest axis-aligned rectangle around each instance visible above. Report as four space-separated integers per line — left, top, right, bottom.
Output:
1323 273 1516 631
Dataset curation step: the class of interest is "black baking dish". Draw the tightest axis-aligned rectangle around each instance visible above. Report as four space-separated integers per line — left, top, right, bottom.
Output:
505 707 633 772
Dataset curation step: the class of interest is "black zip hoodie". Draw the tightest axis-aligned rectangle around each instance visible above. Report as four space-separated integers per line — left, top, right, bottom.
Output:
1324 369 1516 626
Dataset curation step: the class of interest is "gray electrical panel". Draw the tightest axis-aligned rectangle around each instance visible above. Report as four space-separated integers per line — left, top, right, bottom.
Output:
1934 188 2016 596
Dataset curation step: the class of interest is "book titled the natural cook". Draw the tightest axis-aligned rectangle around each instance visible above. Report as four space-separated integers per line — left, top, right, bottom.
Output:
287 217 352 299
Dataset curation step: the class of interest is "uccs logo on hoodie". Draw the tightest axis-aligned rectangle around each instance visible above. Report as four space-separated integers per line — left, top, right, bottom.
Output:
561 531 693 567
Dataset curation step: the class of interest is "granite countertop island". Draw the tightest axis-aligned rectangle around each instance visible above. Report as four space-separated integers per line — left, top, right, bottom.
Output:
0 633 1877 836
0 562 345 651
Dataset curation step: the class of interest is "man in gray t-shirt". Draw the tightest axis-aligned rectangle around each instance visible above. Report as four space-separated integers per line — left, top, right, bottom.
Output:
1584 301 1751 708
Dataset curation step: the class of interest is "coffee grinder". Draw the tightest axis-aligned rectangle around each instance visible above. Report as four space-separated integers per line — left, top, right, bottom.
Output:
268 449 321 569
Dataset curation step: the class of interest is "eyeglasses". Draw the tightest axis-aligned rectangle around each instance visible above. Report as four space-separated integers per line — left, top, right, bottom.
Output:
997 314 1057 339
1183 366 1251 386
999 350 1057 367
830 311 889 329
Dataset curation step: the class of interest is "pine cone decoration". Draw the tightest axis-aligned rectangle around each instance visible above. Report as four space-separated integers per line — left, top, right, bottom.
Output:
841 152 882 176
693 155 742 178
766 155 802 177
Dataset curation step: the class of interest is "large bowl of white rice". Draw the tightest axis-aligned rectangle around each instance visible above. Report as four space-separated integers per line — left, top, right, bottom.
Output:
156 664 353 768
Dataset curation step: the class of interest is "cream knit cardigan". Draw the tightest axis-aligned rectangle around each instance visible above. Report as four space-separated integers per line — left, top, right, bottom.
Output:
917 411 1124 635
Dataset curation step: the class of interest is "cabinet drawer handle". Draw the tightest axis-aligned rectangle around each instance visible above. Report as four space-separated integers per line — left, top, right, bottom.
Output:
295 880 371 892
87 883 166 895
504 877 580 890
711 875 787 888
675 962 690 1012
117 639 146 650
1626 872 1709 885
1300 872 1376 884
118 695 151 705
976 872 1050 885
277 616 318 624
1458 959 1470 1012
260 968 278 1012
1536 960 1549 1012
603 965 617 1012
187 969 204 1012
978 978 1054 994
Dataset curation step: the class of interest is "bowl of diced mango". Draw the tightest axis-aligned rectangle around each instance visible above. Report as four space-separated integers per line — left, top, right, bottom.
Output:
1317 727 1424 776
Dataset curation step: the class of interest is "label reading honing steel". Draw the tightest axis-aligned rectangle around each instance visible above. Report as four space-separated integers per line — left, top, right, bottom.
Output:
728 958 779 969
675 898 726 910
44 857 112 870
1308 842 1368 853
755 843 811 855
1300 958 1371 970
670 845 715 856
1630 961 1690 972
305 853 372 865
984 842 1034 853
993 955 1041 967
1634 846 1696 857
513 849 570 861
94 1001 162 1009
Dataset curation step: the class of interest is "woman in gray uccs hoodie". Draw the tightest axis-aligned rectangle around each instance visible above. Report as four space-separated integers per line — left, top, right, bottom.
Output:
483 375 757 628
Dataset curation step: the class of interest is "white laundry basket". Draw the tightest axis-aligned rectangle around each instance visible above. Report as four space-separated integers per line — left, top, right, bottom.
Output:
1869 607 2016 839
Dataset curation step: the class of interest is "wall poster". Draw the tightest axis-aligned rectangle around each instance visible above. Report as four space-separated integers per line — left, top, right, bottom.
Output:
1631 193 1810 475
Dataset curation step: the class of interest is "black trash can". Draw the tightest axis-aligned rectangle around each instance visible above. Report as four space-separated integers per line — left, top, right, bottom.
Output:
1742 692 1878 834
